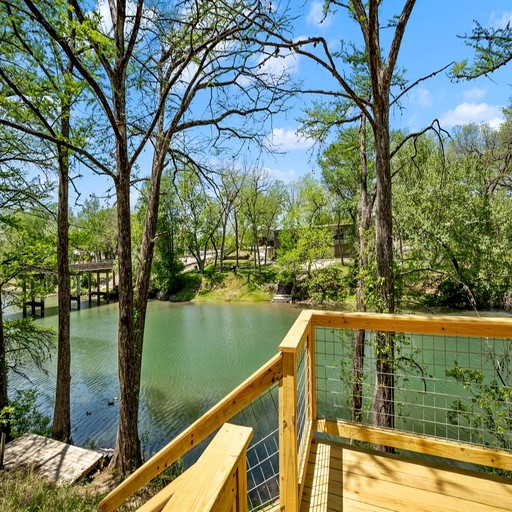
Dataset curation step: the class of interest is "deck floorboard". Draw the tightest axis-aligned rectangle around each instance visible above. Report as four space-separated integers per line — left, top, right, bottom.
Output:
300 439 512 512
3 433 105 484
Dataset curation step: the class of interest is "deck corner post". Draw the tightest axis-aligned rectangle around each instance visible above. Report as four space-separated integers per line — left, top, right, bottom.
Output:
279 349 299 511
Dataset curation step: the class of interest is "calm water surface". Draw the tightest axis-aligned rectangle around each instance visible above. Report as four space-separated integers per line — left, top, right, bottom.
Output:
9 301 300 454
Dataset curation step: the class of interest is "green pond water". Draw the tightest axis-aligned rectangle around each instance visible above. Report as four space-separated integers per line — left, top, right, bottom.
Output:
9 300 300 454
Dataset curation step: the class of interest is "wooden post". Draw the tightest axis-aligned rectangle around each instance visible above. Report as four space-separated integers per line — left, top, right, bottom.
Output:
0 432 5 470
76 274 81 310
105 271 110 304
88 271 92 305
308 324 316 424
40 275 45 317
22 280 27 318
96 271 100 305
279 350 298 511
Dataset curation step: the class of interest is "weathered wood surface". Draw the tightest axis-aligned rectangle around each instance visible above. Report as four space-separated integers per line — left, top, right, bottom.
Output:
3 433 104 484
301 439 512 511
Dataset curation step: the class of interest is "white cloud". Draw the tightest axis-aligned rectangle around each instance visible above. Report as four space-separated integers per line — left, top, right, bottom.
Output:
410 87 432 107
267 128 315 151
265 166 298 184
97 0 112 33
463 88 487 101
440 102 504 129
490 11 512 29
307 1 333 28
256 49 299 84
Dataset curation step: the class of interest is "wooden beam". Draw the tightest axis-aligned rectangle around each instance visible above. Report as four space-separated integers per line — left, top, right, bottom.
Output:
161 423 253 512
279 350 298 511
317 419 512 471
279 310 313 354
310 311 512 339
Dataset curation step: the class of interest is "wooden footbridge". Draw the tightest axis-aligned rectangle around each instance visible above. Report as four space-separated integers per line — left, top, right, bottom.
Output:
22 260 116 317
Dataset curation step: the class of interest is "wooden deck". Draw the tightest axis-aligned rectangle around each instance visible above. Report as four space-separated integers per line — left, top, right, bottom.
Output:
298 439 512 511
3 433 105 484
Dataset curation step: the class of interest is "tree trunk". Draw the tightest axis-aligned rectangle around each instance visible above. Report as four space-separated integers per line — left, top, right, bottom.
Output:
110 61 142 470
133 137 167 417
372 108 395 431
111 168 142 473
52 142 71 442
234 208 240 268
0 288 9 440
352 115 372 422
219 219 227 272
52 70 72 442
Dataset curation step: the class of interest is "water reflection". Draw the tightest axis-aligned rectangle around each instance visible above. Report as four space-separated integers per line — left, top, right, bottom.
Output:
8 301 299 454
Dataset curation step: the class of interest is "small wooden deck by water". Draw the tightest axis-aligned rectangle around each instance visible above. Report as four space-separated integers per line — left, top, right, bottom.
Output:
3 433 105 484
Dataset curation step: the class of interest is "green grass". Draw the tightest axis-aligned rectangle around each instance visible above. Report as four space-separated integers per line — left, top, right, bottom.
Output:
173 266 278 303
0 463 184 512
0 468 105 512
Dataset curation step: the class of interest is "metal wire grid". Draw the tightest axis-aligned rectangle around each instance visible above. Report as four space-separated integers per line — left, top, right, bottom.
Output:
315 326 512 451
296 340 310 473
231 383 280 511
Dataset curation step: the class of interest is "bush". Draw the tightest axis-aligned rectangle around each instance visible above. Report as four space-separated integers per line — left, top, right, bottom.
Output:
1 389 52 439
306 265 348 305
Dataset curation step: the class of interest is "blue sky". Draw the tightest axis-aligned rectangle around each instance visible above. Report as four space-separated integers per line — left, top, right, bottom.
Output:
262 1 512 183
71 1 512 206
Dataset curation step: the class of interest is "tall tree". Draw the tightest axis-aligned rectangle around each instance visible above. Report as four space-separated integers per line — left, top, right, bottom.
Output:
0 1 91 442
2 0 290 473
261 0 424 429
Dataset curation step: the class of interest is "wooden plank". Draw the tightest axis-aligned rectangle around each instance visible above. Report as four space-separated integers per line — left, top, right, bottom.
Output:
338 445 512 507
100 354 282 512
136 468 191 512
279 350 298 511
300 440 512 512
3 433 104 484
317 419 512 471
310 310 512 339
279 310 313 353
162 423 253 512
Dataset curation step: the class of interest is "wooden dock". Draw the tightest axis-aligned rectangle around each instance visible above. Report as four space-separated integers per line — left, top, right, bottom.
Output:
3 433 105 484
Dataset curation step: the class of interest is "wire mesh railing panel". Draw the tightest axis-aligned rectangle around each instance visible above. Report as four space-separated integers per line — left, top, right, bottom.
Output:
315 325 512 452
231 383 280 511
296 339 309 471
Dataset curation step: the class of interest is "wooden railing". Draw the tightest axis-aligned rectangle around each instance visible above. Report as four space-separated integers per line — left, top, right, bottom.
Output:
100 310 512 512
137 423 253 512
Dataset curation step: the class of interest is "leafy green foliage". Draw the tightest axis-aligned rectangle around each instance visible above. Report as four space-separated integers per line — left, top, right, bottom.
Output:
1 389 52 438
306 265 348 305
454 21 512 79
446 362 512 470
394 127 512 309
4 318 55 377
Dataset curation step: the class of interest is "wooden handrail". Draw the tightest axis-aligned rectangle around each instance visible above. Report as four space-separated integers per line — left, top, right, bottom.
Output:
159 423 253 512
99 353 282 512
317 419 512 471
310 310 512 338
